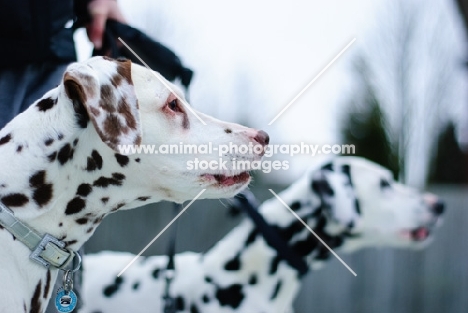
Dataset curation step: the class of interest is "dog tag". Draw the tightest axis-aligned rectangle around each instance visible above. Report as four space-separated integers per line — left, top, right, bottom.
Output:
55 269 78 312
55 288 77 312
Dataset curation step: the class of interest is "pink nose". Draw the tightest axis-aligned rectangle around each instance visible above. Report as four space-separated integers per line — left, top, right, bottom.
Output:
254 130 269 147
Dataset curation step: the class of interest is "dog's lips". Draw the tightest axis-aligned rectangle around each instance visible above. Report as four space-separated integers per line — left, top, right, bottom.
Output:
201 172 250 187
402 227 430 241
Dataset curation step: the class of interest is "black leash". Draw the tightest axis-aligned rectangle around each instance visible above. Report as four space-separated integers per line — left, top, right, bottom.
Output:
231 190 309 276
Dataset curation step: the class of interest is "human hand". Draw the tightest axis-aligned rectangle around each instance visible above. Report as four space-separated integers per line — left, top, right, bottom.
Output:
87 0 126 49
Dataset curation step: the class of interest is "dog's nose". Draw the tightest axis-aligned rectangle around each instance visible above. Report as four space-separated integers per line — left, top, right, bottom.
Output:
433 200 445 215
254 130 269 147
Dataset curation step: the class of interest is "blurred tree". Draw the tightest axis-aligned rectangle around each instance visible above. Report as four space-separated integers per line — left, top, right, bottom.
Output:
429 121 468 184
341 55 399 178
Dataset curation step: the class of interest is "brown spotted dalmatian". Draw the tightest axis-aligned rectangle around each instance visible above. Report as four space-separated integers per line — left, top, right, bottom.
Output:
0 56 269 312
80 157 444 313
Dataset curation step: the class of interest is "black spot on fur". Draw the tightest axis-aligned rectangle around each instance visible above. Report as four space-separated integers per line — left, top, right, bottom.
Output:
73 99 89 128
115 154 130 167
224 254 241 271
44 138 54 146
269 256 280 275
64 239 77 247
152 268 160 279
270 280 282 300
2 193 29 207
29 171 46 188
57 144 74 165
111 202 126 212
354 199 361 214
58 133 64 140
16 145 23 153
215 284 244 309
101 197 109 204
36 98 56 112
58 222 63 227
73 138 79 146
290 201 301 211
132 282 140 290
204 276 213 283
77 184 93 197
311 178 334 197
47 152 57 162
86 150 103 171
322 162 333 171
93 173 125 188
135 158 141 163
190 304 200 313
248 274 258 285
103 276 124 297
137 196 150 201
29 171 53 207
224 128 232 134
43 270 51 299
65 197 86 215
0 133 12 145
202 295 210 303
29 280 42 313
75 218 88 225
245 229 258 247
86 227 94 233
175 297 185 311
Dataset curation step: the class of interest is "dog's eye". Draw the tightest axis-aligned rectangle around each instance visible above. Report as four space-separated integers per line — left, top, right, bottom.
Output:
169 99 178 111
380 179 391 189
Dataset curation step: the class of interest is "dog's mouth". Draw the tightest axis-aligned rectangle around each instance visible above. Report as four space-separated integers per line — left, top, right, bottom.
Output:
401 226 431 241
201 172 250 187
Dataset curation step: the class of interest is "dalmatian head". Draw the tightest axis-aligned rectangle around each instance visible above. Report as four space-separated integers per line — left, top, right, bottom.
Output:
294 157 444 258
60 56 268 203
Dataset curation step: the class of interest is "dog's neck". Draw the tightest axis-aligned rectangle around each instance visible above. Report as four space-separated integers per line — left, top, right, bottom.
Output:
202 178 350 312
0 87 159 311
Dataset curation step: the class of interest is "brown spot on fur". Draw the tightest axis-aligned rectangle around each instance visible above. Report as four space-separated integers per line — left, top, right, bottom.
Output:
116 59 133 85
118 98 137 130
99 85 117 113
2 193 29 207
65 197 86 215
0 133 12 145
29 280 42 313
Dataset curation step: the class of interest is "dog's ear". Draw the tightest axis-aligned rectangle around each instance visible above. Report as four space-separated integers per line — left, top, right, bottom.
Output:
311 163 361 229
63 58 141 154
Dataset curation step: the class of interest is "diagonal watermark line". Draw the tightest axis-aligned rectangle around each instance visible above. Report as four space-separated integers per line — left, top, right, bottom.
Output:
117 189 206 277
118 37 207 125
268 38 356 125
268 189 357 276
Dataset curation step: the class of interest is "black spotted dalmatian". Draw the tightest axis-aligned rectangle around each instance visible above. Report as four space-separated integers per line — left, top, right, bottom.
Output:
80 157 444 313
0 56 269 312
